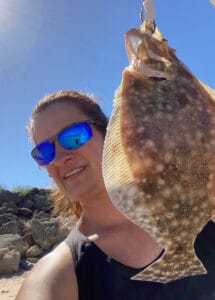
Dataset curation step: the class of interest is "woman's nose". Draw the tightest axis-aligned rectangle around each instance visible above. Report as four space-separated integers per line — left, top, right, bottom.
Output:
53 141 77 165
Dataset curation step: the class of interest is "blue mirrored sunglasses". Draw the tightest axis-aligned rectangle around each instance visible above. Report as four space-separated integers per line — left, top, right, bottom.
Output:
31 120 105 166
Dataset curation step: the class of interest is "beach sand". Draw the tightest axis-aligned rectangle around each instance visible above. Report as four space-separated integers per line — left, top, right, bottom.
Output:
0 270 29 300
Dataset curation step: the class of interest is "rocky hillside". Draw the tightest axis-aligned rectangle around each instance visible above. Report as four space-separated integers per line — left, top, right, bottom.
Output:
0 188 74 275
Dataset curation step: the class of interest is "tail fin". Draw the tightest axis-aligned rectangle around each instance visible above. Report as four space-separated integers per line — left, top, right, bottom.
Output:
131 248 207 283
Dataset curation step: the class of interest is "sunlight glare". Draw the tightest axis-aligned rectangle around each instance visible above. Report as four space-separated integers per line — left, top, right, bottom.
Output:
0 0 43 71
0 1 17 35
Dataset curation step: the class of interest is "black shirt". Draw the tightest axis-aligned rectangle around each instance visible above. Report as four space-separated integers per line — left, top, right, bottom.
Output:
66 221 215 300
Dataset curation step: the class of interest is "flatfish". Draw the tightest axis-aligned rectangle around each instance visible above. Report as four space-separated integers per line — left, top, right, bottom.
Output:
102 0 215 283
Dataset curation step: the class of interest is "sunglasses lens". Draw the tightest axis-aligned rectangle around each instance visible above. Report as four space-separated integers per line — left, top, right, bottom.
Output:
31 122 94 166
31 141 55 166
58 122 93 150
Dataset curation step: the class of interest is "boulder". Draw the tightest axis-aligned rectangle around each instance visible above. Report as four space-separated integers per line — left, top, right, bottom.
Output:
0 234 28 256
33 195 48 210
22 199 34 210
0 213 18 226
0 190 19 214
26 245 43 258
31 219 59 250
0 247 20 274
0 205 8 214
19 207 33 217
22 233 35 248
0 220 19 234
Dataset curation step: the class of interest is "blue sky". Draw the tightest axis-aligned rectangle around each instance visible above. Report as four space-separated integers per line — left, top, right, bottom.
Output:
0 0 214 190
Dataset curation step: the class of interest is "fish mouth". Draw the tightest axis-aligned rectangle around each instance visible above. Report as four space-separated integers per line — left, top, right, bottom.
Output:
148 77 166 81
125 29 173 80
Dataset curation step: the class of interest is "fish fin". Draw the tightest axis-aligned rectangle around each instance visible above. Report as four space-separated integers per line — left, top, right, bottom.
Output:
131 249 207 283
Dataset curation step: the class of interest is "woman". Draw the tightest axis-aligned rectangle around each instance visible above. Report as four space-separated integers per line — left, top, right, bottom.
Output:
16 90 215 300
17 91 162 300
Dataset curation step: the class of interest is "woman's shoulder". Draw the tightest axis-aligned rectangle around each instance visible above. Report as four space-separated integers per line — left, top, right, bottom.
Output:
16 241 78 300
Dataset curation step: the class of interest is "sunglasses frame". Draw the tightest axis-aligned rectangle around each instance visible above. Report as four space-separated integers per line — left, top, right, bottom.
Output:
31 119 105 165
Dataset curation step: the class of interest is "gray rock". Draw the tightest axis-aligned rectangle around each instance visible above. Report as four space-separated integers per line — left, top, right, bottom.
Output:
0 190 19 214
13 193 24 205
0 220 18 234
0 188 73 275
0 234 28 256
31 219 59 250
26 245 43 258
22 199 34 210
22 233 34 247
0 213 17 226
33 195 48 210
0 205 8 213
19 207 33 217
0 248 20 274
7 208 18 215
33 212 50 222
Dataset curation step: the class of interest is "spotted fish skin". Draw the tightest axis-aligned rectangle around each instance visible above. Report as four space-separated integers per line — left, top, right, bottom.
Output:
102 20 215 283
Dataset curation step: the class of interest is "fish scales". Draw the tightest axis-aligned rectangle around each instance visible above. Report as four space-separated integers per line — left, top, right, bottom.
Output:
102 9 215 283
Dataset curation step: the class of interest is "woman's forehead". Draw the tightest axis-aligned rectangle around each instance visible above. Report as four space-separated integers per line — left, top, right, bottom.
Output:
32 102 89 143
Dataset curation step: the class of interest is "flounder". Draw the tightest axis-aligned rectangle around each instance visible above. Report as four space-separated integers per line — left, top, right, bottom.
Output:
102 0 215 283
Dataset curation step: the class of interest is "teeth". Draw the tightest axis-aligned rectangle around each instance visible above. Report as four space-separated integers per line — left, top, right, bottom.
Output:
65 167 84 178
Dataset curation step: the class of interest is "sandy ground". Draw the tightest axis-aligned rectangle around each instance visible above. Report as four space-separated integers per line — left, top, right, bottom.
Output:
0 270 29 300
